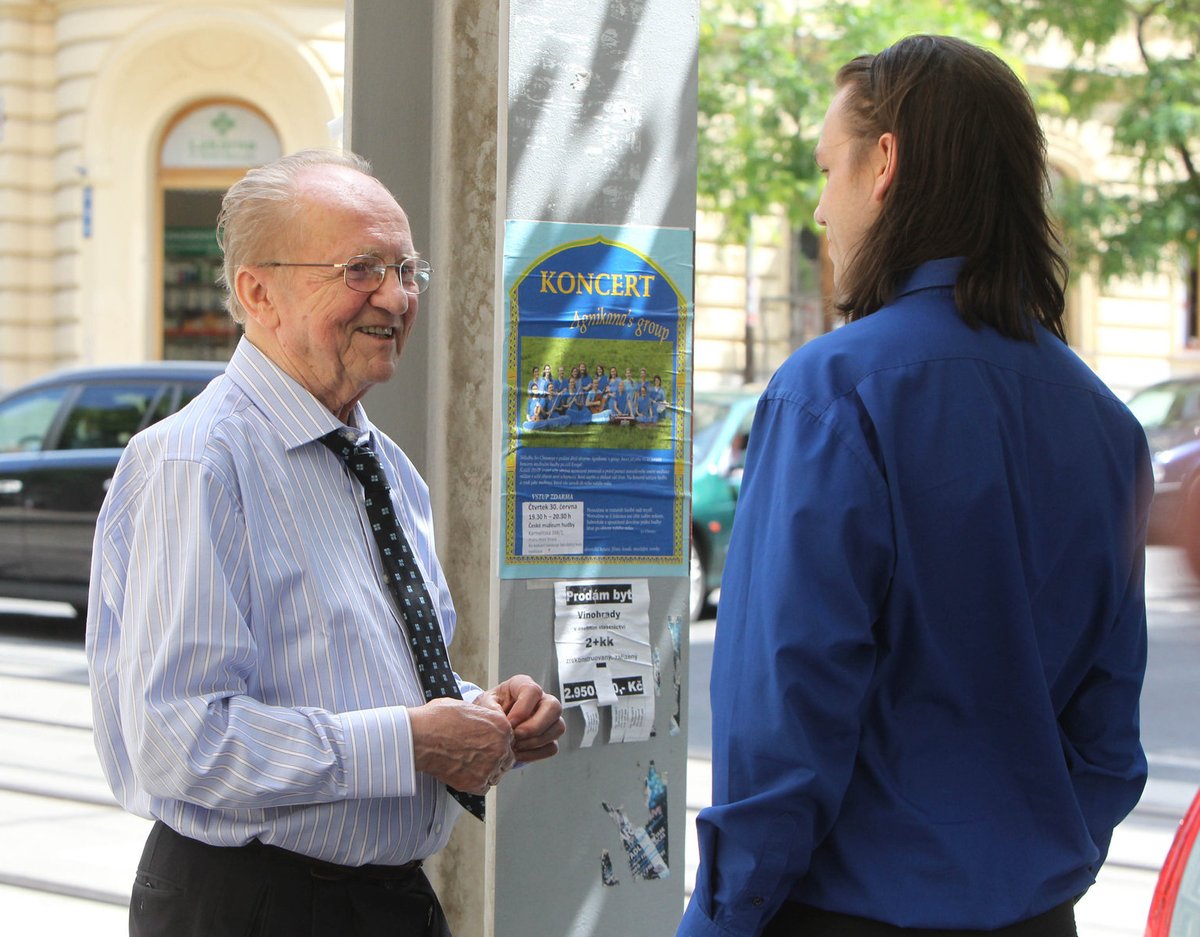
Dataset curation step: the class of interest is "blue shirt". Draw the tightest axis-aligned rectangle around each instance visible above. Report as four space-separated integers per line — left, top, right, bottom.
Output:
86 339 479 866
679 258 1151 936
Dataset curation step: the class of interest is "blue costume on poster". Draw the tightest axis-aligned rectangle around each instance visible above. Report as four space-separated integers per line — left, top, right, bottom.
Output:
500 221 693 579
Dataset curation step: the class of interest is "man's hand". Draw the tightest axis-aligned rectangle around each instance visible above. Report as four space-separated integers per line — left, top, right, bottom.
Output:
409 698 514 795
480 674 565 765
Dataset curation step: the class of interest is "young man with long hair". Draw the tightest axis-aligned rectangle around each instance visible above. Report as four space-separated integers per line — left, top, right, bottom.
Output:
680 36 1150 937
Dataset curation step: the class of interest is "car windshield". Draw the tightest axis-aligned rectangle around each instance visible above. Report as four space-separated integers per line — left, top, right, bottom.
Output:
1129 381 1200 430
692 398 731 464
0 386 69 453
57 383 164 450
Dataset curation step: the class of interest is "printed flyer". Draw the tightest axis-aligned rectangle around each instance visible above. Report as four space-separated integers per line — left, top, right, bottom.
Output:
499 220 693 579
553 579 654 747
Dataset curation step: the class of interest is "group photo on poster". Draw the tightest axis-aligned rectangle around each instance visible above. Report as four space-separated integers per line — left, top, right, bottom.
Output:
500 221 693 579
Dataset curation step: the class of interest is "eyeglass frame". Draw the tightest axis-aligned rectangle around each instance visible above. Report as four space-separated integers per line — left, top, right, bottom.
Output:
254 255 433 294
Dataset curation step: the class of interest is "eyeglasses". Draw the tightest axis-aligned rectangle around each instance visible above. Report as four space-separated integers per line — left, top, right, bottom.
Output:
256 255 433 294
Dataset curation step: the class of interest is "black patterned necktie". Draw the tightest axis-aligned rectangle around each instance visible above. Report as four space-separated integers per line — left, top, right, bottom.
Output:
319 430 486 821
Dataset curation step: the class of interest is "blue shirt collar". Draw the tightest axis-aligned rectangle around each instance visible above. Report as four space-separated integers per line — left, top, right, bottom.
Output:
895 257 965 299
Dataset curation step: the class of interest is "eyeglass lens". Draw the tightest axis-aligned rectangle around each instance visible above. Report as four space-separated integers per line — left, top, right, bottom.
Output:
343 256 431 294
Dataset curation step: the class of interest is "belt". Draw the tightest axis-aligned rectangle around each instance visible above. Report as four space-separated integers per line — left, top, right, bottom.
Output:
249 840 423 882
769 900 1075 937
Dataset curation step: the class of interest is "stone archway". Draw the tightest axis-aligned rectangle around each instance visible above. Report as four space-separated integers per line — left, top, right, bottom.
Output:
68 4 343 365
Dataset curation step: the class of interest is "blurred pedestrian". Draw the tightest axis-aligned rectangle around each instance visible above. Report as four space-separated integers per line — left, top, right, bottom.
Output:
679 35 1151 937
87 148 564 937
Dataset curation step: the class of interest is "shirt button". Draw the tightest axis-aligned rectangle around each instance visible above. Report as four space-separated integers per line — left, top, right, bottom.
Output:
434 823 443 835
751 897 764 907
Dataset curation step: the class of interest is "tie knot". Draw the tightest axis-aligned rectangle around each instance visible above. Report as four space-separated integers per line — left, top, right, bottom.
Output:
318 430 388 493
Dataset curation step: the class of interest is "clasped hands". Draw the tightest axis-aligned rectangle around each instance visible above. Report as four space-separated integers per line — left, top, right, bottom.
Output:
409 674 565 795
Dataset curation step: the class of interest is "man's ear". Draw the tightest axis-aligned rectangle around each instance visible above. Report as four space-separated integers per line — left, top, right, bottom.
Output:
234 266 279 330
873 132 898 202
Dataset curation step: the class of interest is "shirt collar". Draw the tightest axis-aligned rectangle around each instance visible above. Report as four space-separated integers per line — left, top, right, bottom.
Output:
894 257 965 299
224 337 371 451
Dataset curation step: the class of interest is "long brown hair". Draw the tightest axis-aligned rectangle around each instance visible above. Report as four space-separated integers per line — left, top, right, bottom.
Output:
834 35 1067 342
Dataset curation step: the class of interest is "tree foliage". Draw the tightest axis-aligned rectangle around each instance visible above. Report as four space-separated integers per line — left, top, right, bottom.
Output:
698 0 996 243
976 0 1200 280
699 0 1200 281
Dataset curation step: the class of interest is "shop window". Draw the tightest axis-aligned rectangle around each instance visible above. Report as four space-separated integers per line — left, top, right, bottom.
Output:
158 102 281 361
163 192 234 360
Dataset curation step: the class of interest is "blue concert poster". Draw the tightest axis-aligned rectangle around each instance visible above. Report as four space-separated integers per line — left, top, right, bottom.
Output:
499 220 693 580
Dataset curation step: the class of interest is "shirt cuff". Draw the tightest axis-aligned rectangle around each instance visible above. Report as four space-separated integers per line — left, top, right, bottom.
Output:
336 705 417 798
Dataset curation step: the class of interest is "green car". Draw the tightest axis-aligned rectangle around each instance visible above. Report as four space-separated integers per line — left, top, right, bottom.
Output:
689 387 761 619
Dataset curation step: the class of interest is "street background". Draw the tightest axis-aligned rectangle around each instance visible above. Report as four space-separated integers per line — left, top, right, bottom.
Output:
1 545 1197 933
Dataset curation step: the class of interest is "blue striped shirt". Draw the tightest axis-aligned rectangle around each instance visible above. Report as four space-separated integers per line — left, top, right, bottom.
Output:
86 338 478 865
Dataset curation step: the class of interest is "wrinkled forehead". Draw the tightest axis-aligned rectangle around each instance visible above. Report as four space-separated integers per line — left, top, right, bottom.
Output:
290 165 413 254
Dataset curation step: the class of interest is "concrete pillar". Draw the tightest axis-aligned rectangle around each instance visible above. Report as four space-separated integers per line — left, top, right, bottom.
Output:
347 2 697 933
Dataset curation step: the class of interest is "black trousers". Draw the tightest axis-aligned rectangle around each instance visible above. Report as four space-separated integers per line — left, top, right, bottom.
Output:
130 821 452 937
764 900 1077 937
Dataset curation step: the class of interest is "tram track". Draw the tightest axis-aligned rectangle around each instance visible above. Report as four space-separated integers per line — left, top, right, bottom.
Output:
0 632 149 918
0 870 128 907
0 709 92 732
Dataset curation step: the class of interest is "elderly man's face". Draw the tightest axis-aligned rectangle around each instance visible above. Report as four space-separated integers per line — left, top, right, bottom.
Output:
256 166 418 420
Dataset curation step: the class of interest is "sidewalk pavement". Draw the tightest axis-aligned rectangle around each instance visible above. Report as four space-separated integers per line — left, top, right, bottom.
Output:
0 641 151 932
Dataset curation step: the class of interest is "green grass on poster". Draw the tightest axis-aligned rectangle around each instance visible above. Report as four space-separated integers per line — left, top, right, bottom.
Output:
517 336 674 451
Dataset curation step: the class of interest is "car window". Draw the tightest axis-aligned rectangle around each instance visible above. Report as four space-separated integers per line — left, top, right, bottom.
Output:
0 386 70 453
693 400 731 464
693 398 729 435
57 383 163 450
176 381 210 411
1181 389 1200 423
1129 383 1190 428
730 408 755 467
143 387 176 427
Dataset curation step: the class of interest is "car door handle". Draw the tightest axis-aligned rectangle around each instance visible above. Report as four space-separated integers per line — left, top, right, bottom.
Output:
0 479 23 495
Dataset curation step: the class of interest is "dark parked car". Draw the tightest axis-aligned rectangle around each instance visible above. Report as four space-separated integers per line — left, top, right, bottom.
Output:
689 387 761 620
0 361 224 614
1126 377 1200 569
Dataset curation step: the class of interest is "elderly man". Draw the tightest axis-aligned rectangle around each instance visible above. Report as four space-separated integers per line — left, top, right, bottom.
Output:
87 148 563 937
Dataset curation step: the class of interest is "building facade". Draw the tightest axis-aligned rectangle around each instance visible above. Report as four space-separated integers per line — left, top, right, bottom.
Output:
1 1 1193 399
0 0 345 390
